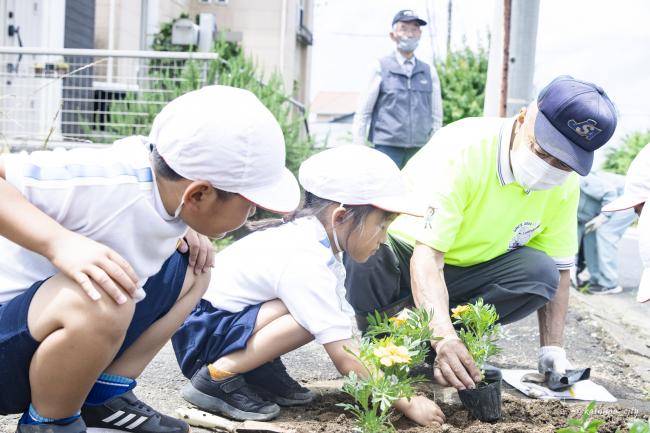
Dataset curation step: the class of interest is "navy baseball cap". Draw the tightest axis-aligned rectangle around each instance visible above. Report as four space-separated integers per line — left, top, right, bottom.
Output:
392 10 427 26
534 75 617 176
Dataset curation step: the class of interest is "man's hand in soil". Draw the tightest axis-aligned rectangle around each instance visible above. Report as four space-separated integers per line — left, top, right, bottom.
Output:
432 336 482 390
394 395 445 426
48 231 139 304
177 228 215 275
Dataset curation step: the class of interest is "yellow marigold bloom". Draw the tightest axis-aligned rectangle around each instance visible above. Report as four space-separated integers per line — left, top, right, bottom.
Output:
373 342 411 367
388 309 410 327
451 304 470 319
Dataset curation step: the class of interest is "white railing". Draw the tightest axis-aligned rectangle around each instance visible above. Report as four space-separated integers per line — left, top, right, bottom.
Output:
0 47 221 150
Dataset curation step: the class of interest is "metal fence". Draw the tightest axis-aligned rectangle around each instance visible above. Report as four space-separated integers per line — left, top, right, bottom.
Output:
0 47 222 150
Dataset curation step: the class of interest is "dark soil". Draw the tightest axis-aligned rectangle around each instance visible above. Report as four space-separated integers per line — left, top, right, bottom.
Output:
271 391 647 433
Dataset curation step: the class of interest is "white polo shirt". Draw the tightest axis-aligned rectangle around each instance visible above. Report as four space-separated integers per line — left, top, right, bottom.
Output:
0 136 188 303
203 216 355 345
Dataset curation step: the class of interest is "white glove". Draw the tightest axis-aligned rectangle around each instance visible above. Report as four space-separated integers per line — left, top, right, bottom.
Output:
584 214 608 234
538 346 573 375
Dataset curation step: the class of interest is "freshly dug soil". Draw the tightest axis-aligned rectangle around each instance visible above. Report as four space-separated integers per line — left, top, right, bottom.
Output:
272 391 647 433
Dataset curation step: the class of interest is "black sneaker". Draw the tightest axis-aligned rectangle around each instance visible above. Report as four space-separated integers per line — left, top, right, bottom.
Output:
81 390 188 433
587 284 623 295
16 418 86 433
244 358 316 407
182 366 280 421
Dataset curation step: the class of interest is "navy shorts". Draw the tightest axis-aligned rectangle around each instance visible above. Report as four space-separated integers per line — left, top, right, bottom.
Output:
172 299 261 379
0 251 188 415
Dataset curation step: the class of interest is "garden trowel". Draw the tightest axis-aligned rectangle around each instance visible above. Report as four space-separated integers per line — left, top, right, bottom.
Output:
175 408 293 433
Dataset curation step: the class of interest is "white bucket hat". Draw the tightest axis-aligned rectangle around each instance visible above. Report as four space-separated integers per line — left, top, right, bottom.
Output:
149 85 299 214
298 145 425 217
602 143 650 212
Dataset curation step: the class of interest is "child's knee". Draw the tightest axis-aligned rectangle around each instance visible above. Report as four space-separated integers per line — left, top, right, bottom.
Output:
28 273 135 343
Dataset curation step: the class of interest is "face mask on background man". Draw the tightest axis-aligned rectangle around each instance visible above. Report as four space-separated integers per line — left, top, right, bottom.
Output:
397 36 419 52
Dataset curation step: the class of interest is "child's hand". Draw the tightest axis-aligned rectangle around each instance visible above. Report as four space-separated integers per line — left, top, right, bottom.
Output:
177 228 215 274
395 395 445 426
49 231 139 304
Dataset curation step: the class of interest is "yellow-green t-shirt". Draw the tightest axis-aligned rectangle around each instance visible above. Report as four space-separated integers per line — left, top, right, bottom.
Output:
389 116 578 269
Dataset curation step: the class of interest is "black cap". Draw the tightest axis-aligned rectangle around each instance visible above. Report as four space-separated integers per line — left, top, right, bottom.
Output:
392 10 427 26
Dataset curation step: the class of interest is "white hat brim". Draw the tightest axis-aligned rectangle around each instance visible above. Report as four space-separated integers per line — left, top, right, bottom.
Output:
239 167 300 214
602 194 646 212
637 268 650 303
369 193 426 217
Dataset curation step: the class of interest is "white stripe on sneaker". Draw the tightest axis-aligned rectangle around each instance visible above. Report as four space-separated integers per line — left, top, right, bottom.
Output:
126 416 148 430
102 410 125 423
114 414 136 426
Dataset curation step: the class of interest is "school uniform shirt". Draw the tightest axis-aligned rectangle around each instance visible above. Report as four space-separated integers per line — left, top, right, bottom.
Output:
202 216 355 345
388 116 579 270
0 136 188 304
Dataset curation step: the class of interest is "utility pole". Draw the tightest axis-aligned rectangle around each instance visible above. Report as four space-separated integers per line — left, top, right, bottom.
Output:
446 0 453 56
499 0 511 117
484 0 540 117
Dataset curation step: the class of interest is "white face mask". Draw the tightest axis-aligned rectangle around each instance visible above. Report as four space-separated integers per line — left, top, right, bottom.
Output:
397 36 419 52
173 199 184 219
331 205 344 253
511 143 570 191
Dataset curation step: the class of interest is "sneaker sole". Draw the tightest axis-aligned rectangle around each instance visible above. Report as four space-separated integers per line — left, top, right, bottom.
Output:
268 391 317 407
181 383 280 422
87 428 190 433
249 384 317 407
590 287 623 295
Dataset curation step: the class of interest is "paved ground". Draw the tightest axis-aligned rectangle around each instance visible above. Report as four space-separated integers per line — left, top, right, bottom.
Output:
1 229 649 432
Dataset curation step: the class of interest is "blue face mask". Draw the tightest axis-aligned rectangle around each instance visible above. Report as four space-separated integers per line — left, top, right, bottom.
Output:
397 36 419 53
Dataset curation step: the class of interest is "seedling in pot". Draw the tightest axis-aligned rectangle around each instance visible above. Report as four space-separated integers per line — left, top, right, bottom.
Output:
452 299 503 422
451 299 501 382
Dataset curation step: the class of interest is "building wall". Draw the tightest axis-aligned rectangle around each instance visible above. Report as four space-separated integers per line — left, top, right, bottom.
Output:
63 0 96 136
188 0 313 102
93 0 313 102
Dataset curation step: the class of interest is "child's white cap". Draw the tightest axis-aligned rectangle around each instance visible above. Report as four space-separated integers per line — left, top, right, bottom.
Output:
602 143 650 213
149 85 299 214
298 145 424 217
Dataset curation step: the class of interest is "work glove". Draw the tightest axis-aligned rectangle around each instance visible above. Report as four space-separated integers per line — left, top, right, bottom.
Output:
584 214 608 234
538 346 573 375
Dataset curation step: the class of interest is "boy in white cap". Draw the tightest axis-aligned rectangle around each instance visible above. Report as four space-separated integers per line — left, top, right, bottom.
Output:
0 85 299 433
172 145 445 426
602 142 650 302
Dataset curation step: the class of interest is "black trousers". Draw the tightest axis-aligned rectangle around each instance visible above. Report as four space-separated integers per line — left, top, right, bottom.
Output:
344 237 560 331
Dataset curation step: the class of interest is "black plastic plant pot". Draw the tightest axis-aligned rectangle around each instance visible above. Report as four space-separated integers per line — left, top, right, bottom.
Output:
457 367 502 422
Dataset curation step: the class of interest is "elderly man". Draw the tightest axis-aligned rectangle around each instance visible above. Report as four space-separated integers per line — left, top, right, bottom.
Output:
353 9 443 169
345 75 617 391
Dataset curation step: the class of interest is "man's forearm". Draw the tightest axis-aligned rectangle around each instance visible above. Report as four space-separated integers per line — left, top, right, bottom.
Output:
410 243 455 337
538 269 571 347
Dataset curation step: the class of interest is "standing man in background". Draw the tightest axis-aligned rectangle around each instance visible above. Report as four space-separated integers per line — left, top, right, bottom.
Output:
353 9 443 168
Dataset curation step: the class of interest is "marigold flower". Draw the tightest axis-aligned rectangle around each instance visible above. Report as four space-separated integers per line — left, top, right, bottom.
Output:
373 342 411 367
388 309 411 327
451 304 470 319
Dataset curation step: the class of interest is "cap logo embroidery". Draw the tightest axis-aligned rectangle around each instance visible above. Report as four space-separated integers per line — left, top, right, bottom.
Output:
567 119 602 141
